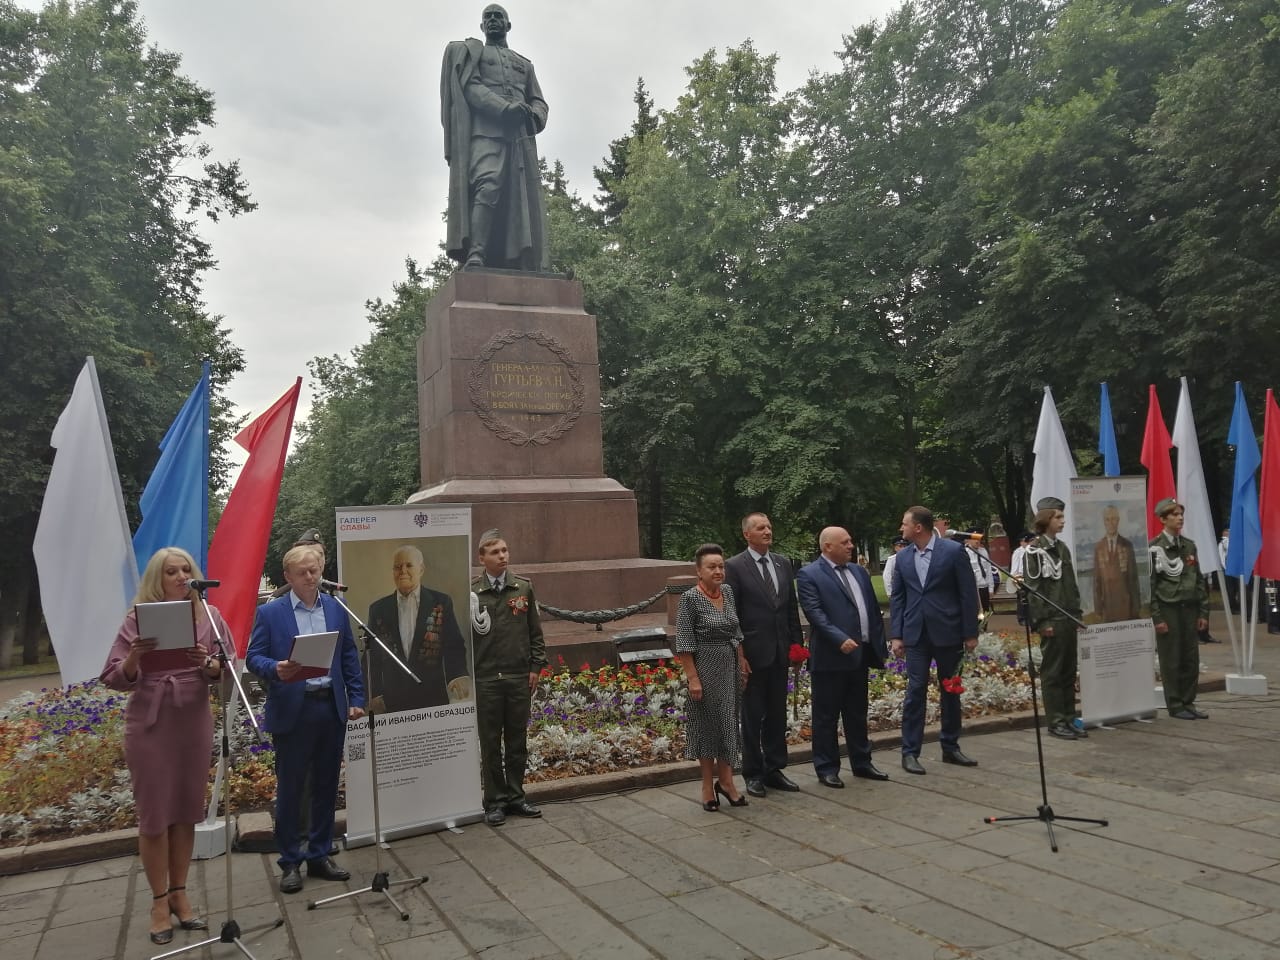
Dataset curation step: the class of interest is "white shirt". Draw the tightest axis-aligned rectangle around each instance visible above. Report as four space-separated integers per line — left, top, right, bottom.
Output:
1009 545 1027 593
967 548 985 590
882 552 899 599
397 589 419 649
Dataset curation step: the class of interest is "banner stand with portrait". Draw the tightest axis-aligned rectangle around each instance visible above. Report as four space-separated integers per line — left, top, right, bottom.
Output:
336 504 483 846
1071 477 1160 725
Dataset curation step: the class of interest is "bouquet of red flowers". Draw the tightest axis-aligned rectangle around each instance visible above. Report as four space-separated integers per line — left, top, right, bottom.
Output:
940 672 965 695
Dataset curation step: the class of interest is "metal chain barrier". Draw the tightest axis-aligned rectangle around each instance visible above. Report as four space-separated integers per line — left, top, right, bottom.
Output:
537 588 667 630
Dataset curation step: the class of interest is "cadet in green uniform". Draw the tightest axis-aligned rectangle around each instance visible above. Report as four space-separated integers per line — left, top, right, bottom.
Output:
471 530 547 825
1149 498 1209 719
1024 496 1087 740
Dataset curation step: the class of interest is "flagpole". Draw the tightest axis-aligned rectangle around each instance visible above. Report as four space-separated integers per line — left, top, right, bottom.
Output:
1216 570 1240 671
1248 577 1261 675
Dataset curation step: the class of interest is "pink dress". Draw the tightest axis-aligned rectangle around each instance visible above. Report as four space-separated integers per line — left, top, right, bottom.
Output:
99 606 233 835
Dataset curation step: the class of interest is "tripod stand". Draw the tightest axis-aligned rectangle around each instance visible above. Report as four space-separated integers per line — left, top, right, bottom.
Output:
966 539 1108 852
306 585 427 919
155 588 283 960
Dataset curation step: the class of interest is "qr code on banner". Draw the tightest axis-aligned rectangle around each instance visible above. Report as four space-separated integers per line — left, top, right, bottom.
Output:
348 740 367 762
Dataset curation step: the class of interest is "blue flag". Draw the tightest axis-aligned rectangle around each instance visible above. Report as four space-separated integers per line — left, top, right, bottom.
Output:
133 362 211 574
1098 382 1120 476
1225 382 1261 578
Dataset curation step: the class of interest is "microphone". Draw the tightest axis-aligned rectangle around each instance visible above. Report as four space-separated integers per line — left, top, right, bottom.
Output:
318 578 348 593
185 578 221 591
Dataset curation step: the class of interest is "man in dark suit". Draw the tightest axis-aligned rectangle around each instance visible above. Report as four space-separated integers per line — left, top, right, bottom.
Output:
724 512 805 798
366 544 470 713
796 526 890 788
889 505 980 775
247 544 365 894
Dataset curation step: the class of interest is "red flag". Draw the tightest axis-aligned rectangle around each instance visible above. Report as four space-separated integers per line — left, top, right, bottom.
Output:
1256 389 1280 578
1140 384 1176 539
207 379 302 657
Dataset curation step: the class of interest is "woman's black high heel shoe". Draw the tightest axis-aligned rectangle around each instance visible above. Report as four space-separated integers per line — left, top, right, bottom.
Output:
168 886 207 930
714 780 748 807
701 790 720 812
149 892 174 945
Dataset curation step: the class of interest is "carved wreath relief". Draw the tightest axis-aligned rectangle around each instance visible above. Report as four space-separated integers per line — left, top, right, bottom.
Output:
467 329 585 446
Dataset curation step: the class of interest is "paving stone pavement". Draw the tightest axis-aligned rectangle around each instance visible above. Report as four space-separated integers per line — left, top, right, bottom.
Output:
3 617 1279 959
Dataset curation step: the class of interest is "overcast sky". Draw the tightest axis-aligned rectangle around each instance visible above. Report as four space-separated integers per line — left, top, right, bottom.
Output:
30 0 900 458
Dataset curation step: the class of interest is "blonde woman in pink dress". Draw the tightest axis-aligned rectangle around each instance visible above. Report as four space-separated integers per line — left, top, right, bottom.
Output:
100 547 229 945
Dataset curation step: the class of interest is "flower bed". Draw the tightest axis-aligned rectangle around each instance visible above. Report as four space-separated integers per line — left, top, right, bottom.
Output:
0 634 1036 845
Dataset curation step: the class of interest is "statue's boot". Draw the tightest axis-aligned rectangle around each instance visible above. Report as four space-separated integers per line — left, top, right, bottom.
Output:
464 204 493 270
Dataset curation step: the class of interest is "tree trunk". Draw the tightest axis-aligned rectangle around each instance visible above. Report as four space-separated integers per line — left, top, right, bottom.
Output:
0 567 31 671
21 573 43 666
646 458 664 559
902 407 918 504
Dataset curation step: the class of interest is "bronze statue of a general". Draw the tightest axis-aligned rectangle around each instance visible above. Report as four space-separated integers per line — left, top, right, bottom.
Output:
441 4 550 272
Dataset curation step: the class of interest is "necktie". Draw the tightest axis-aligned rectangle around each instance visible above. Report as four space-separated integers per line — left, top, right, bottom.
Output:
759 555 778 597
835 565 865 639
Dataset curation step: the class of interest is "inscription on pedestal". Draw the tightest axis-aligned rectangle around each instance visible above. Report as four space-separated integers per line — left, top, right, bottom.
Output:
467 329 585 446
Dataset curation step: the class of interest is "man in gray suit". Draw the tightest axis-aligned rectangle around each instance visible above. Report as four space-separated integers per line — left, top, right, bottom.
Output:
724 512 805 798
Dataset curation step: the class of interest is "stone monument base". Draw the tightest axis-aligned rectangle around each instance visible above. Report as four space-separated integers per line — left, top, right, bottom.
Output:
412 270 689 665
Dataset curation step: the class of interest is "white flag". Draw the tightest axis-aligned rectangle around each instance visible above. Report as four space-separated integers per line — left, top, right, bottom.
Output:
1031 386 1078 557
33 359 139 688
1171 376 1220 574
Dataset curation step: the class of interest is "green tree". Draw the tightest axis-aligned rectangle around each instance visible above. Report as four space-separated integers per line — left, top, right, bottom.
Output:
0 0 252 663
593 78 657 226
949 0 1213 528
796 0 1053 541
268 258 453 582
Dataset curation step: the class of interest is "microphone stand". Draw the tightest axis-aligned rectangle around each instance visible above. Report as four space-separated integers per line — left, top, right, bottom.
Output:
155 587 283 960
306 584 428 919
963 541 1109 853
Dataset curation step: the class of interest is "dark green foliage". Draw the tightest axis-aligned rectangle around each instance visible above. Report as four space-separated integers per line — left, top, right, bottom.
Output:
0 0 252 661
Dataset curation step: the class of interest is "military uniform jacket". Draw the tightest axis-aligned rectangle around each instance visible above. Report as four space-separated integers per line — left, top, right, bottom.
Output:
1148 532 1209 625
471 573 547 680
1026 535 1082 631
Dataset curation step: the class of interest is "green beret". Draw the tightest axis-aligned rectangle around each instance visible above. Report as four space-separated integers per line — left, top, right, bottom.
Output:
1036 496 1065 512
1154 497 1180 517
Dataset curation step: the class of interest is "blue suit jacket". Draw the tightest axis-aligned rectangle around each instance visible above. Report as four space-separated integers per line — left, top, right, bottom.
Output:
889 535 979 647
797 558 887 672
246 593 365 734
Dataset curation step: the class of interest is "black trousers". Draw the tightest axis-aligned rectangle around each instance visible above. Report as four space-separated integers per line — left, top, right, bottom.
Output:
740 659 789 779
809 668 871 777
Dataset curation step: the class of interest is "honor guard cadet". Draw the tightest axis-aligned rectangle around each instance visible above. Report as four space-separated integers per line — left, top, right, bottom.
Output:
1149 498 1210 719
471 529 547 825
1024 497 1086 739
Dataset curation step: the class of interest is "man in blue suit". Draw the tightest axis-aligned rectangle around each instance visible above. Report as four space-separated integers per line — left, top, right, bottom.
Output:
889 505 979 775
247 544 365 894
797 526 890 787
